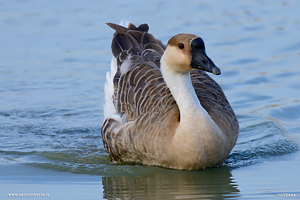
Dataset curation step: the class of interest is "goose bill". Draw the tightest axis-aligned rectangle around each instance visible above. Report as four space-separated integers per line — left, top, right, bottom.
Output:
190 49 221 75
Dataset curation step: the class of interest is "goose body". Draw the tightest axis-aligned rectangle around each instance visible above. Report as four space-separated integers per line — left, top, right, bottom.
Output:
101 22 239 170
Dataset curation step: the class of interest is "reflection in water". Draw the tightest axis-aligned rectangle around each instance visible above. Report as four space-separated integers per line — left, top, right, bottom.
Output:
102 168 240 199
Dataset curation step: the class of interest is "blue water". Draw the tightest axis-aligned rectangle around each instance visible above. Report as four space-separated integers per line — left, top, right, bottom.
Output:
1 0 300 199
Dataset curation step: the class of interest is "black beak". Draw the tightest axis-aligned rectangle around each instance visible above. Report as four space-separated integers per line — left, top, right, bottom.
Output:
190 38 221 75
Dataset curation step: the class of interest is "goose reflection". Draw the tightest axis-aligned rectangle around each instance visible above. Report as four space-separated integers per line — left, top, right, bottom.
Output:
102 167 240 199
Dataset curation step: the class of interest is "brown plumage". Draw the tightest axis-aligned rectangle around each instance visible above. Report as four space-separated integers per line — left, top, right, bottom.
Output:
101 22 239 170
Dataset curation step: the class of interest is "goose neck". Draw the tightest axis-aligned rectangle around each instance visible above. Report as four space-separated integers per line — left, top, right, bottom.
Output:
161 63 205 121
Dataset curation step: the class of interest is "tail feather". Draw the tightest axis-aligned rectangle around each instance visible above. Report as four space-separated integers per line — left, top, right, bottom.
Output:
111 33 135 57
104 58 117 118
106 23 128 34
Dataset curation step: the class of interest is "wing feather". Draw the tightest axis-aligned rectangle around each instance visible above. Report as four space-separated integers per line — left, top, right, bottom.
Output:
191 71 239 144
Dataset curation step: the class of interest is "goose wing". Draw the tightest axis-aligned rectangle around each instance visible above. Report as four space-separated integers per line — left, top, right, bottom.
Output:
106 23 179 122
102 23 180 162
191 71 239 145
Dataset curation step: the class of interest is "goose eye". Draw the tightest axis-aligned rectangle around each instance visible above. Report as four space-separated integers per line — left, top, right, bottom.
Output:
178 43 184 49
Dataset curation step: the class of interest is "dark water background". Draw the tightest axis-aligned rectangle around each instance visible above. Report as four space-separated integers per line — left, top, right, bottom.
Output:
1 0 300 199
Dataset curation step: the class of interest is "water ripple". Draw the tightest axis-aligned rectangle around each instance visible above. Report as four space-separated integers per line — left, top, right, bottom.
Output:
2 112 298 175
225 119 298 168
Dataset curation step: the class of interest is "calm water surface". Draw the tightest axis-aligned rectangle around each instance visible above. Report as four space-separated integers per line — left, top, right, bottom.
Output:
1 0 300 199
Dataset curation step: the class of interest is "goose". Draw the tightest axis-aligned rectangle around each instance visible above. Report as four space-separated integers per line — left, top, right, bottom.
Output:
101 22 239 170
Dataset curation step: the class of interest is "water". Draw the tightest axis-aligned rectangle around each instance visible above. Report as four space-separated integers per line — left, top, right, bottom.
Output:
1 0 300 199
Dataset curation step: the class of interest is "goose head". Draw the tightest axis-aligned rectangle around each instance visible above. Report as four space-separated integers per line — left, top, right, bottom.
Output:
161 34 221 75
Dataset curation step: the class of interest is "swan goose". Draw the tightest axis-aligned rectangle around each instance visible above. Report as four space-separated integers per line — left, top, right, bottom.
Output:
101 22 239 170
